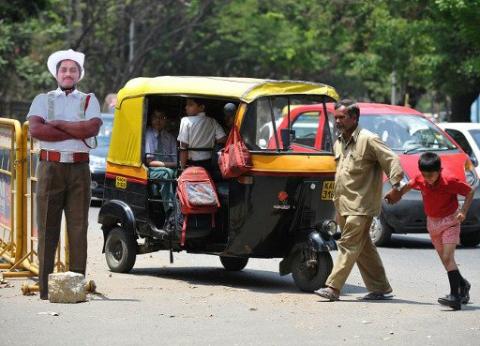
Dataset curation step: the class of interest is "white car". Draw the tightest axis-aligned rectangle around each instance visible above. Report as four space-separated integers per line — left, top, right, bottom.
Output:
439 122 480 177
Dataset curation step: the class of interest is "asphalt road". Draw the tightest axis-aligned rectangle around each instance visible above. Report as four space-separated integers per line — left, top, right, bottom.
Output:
1 207 479 345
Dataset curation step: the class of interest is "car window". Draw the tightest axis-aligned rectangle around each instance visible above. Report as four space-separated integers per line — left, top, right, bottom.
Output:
291 111 319 148
91 115 113 157
444 129 473 156
240 95 331 152
470 129 480 149
359 114 457 153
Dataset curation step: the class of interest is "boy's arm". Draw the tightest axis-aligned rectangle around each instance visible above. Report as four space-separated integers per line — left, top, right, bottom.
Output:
384 181 413 204
216 136 227 144
179 142 188 170
456 189 474 222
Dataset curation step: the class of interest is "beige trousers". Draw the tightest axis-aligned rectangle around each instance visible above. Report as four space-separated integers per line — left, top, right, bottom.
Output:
326 214 392 293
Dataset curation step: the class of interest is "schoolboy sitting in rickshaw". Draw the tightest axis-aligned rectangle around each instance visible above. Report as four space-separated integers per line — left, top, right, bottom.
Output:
177 98 226 172
145 109 177 213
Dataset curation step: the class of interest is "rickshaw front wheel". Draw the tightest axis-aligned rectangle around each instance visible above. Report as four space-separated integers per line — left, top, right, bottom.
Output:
220 256 249 271
105 227 137 273
292 251 333 292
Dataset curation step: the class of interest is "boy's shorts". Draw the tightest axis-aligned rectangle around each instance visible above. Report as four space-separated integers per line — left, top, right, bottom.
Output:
426 212 460 248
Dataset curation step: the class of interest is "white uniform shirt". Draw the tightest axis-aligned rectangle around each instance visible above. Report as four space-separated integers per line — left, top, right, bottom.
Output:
177 112 225 161
145 127 177 163
27 88 101 152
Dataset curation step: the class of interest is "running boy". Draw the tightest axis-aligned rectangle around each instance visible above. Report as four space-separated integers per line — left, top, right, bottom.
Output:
385 152 473 310
177 98 226 170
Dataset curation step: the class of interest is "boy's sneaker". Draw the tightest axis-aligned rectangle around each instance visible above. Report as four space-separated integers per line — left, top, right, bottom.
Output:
460 279 471 304
438 294 462 310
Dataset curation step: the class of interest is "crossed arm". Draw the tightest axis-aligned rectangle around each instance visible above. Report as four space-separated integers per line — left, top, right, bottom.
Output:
29 116 102 141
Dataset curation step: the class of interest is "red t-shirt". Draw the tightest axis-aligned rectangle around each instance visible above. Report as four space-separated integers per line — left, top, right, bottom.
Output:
409 174 472 217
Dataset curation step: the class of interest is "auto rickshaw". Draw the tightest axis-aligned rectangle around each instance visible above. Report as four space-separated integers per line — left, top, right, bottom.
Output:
98 76 339 292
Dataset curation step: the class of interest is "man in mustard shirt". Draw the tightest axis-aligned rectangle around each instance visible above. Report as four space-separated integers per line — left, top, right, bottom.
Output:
318 99 404 301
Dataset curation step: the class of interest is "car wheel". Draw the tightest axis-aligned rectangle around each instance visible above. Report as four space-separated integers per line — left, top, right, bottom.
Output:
369 215 393 246
292 251 333 292
105 227 137 273
460 232 480 247
220 256 248 271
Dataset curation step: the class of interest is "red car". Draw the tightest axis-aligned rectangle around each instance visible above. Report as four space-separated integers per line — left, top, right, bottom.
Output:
271 103 480 246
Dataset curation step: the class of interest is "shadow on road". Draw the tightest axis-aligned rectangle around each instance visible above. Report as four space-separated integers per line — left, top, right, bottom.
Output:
131 267 299 293
316 296 436 306
129 266 363 295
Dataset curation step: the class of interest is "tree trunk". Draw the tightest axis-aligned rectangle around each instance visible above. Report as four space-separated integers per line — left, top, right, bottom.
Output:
449 91 479 122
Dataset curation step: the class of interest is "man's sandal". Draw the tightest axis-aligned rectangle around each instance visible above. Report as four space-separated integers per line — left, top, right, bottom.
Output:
317 287 340 301
361 292 394 300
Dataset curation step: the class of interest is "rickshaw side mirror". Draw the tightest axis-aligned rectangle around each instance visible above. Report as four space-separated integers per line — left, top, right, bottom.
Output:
281 128 295 151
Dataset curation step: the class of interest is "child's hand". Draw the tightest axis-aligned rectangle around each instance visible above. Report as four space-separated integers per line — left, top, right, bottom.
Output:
384 189 402 204
455 210 466 222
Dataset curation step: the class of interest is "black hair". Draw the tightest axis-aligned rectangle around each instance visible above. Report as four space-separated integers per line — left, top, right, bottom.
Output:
334 99 360 120
151 109 167 117
418 152 441 172
189 98 206 107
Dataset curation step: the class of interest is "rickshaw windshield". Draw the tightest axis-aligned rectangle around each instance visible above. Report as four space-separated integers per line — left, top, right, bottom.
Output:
240 95 334 153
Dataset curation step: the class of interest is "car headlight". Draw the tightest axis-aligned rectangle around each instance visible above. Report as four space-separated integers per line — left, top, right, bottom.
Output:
322 220 338 236
465 160 479 188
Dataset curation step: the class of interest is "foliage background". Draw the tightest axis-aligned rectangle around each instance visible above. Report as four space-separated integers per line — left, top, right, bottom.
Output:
1 0 479 120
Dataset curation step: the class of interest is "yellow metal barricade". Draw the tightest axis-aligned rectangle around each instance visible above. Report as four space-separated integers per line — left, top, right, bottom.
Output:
0 118 69 287
0 118 25 274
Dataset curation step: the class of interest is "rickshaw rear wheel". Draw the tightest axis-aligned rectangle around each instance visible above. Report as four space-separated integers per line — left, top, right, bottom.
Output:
292 251 333 292
105 227 137 273
220 256 248 271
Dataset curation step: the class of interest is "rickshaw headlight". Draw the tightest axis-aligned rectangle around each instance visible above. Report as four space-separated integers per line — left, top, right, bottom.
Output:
322 220 338 236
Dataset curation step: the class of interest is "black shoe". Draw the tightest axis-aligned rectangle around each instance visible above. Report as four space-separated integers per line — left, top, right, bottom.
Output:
460 280 471 304
438 294 461 310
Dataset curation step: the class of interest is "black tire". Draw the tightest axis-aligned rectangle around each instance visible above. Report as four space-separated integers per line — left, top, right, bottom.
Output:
460 232 480 247
220 256 248 271
369 215 393 246
105 227 137 273
292 251 333 292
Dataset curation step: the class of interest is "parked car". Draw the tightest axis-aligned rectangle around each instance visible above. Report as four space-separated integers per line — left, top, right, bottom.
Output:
90 113 113 201
438 122 480 177
272 103 480 247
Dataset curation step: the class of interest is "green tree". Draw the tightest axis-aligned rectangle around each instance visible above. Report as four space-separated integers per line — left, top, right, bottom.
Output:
1 0 479 122
430 0 480 121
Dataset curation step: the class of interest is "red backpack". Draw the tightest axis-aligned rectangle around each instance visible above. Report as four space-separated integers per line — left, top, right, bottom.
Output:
176 167 220 246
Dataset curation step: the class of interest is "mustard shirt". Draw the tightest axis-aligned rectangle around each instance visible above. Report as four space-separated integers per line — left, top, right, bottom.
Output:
333 126 404 217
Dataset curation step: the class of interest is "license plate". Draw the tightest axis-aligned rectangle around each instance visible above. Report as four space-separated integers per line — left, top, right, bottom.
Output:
115 176 127 189
321 181 334 200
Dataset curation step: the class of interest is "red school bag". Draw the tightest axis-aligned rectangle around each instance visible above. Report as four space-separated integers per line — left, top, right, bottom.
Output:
176 166 220 246
218 126 253 179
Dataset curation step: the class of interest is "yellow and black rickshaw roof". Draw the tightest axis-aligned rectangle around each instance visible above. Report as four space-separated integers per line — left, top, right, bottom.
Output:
108 76 339 173
116 76 339 106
